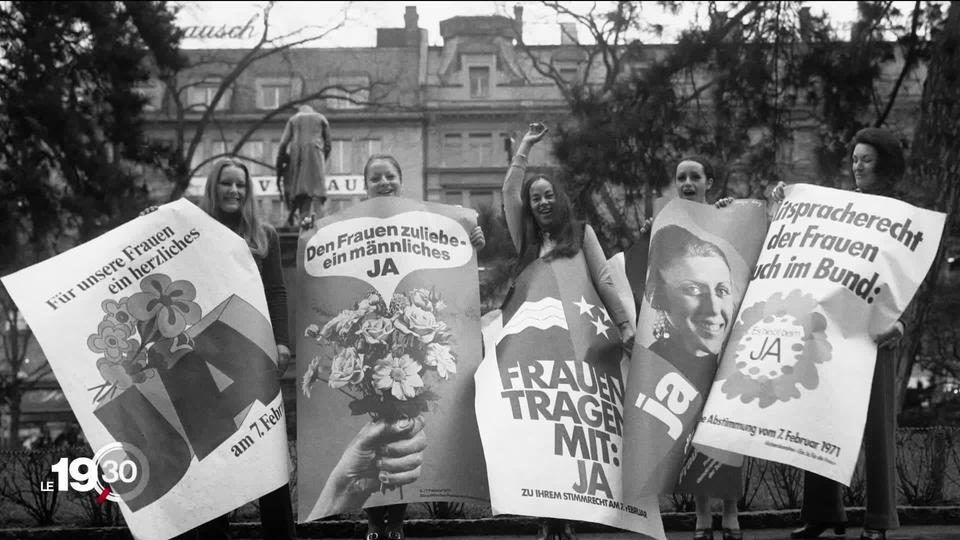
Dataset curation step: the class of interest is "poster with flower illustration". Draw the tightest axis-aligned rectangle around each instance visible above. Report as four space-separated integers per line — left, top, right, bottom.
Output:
296 196 487 521
1 199 289 540
694 184 945 484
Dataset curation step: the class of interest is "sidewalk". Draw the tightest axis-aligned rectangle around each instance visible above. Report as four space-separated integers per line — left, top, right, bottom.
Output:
3 508 960 539
300 529 960 540
306 529 960 540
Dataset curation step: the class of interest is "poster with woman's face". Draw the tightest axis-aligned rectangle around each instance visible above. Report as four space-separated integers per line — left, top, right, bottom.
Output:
622 198 768 501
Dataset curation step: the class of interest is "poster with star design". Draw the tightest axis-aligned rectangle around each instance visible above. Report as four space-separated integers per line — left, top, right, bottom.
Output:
474 253 665 540
1 199 289 540
621 198 769 500
693 184 945 484
295 196 488 521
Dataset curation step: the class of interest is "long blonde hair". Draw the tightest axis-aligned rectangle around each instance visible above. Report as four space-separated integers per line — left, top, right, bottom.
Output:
201 158 268 257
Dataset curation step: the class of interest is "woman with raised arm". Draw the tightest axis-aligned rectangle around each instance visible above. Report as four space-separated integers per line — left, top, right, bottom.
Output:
787 128 906 540
504 123 635 540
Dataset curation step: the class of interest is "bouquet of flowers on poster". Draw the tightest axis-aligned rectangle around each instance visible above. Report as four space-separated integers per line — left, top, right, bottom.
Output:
296 196 488 522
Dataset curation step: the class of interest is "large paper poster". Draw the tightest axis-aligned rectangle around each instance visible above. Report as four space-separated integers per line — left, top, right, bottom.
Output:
296 197 488 521
1 200 289 540
475 254 665 540
694 184 945 483
621 199 768 499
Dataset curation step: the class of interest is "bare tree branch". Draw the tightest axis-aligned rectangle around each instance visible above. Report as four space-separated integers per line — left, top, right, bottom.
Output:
875 0 922 126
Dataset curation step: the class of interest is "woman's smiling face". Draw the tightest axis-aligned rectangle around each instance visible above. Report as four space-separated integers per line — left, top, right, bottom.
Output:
365 159 402 198
852 143 880 192
675 160 712 204
216 166 247 214
528 178 556 229
659 255 733 356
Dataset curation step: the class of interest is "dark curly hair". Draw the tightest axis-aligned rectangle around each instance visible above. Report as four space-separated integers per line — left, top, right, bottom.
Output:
645 225 731 312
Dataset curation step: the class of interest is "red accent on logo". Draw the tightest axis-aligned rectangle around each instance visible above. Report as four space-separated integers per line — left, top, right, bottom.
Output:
96 487 111 504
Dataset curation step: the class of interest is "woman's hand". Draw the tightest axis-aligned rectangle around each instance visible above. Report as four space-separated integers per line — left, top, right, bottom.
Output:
876 320 904 349
469 226 486 250
276 344 292 376
714 197 735 208
300 213 316 231
618 321 636 358
138 205 160 217
771 181 787 203
517 122 549 155
639 217 654 236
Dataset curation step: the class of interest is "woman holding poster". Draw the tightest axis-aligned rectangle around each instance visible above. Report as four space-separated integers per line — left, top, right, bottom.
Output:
304 153 486 540
150 158 297 540
503 122 635 540
651 157 742 540
789 128 906 540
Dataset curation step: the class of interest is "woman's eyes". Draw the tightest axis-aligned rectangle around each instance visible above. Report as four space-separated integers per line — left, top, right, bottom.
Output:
678 284 731 297
680 284 705 296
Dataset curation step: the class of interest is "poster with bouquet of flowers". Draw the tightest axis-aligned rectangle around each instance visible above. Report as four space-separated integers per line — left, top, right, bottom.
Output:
296 196 488 521
1 199 289 540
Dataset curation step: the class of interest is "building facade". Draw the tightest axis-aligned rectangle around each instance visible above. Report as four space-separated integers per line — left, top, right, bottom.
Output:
10 6 929 444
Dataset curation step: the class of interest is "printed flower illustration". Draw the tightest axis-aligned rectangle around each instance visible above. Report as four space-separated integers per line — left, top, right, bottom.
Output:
425 343 456 379
394 305 443 344
88 274 203 404
302 288 455 421
373 353 424 400
320 309 363 340
102 298 135 331
97 358 134 392
357 317 394 345
88 322 138 362
127 274 202 338
329 347 366 388
410 289 432 309
718 290 832 408
356 293 382 315
302 355 324 399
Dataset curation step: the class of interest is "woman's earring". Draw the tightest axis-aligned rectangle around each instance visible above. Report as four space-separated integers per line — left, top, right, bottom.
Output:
653 310 671 341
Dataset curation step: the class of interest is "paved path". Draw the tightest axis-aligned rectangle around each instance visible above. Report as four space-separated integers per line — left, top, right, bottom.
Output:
247 526 960 540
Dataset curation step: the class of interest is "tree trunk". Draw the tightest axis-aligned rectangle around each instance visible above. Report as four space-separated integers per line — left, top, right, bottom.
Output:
895 1 960 413
7 390 22 449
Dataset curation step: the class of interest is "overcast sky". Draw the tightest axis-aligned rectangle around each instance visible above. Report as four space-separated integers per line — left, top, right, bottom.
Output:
172 1 915 49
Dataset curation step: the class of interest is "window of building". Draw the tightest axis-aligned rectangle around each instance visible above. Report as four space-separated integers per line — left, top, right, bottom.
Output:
211 140 232 162
186 78 230 111
329 140 352 173
469 66 490 98
442 133 463 167
241 140 267 175
468 191 495 212
326 75 370 110
467 133 493 165
559 67 579 84
357 139 382 168
444 191 463 206
442 189 498 214
190 142 207 175
257 82 293 110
